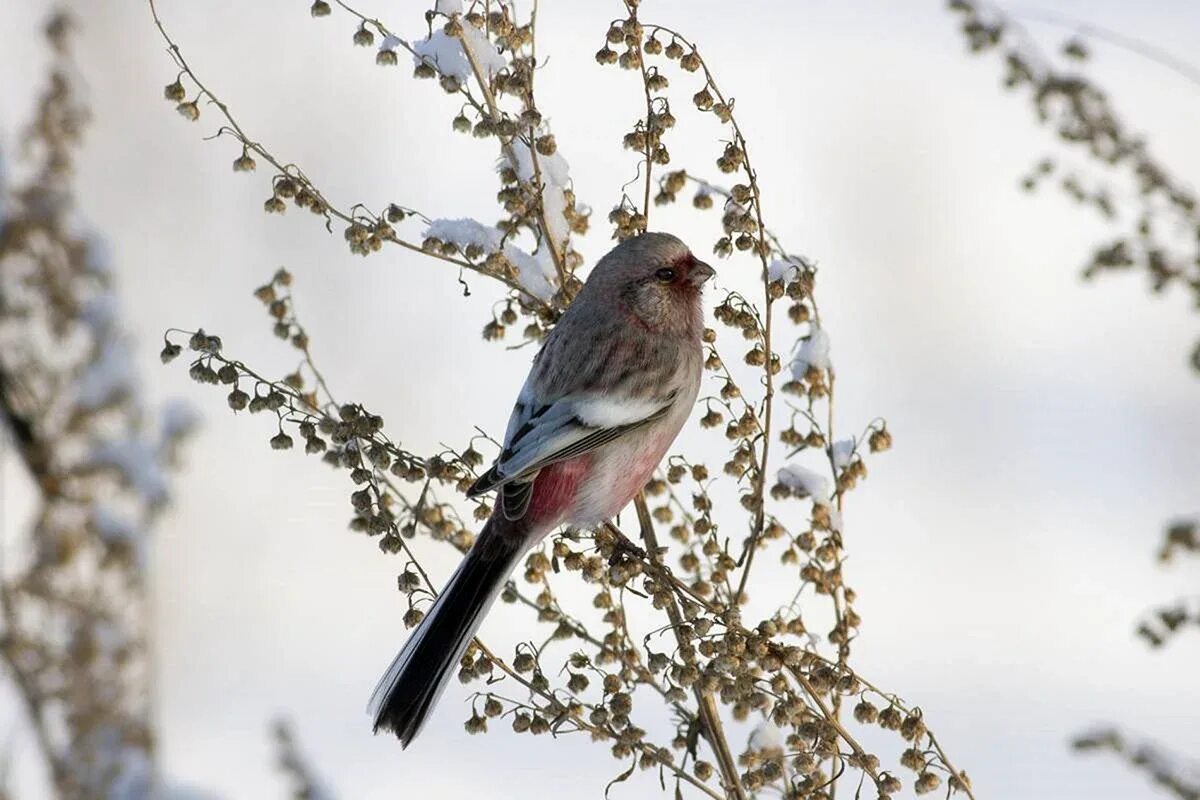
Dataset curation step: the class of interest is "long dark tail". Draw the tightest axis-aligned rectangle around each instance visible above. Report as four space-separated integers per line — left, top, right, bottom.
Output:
368 517 525 747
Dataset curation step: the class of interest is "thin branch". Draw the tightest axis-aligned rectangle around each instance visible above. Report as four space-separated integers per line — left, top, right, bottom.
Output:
147 0 551 309
634 495 747 800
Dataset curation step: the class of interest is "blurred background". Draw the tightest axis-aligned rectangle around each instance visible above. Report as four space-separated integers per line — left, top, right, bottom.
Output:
1 0 1198 797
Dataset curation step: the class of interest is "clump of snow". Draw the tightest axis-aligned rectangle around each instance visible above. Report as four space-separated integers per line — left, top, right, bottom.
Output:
161 398 200 439
516 246 556 301
160 785 226 800
459 24 507 78
423 217 556 301
767 255 812 283
831 438 856 470
509 143 571 189
81 291 119 334
435 0 462 14
425 218 504 252
412 25 505 83
74 727 152 800
93 505 138 547
777 464 830 503
0 151 7 236
767 259 797 283
83 234 113 274
790 327 831 380
76 339 135 409
380 34 401 51
748 719 784 752
412 31 469 79
503 143 573 271
90 439 170 506
505 144 572 241
92 619 128 659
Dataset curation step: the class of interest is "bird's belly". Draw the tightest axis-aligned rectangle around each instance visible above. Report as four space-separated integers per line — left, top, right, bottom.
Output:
526 456 591 529
567 426 675 528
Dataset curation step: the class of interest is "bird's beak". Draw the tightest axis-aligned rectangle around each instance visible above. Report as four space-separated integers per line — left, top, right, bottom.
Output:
689 260 716 285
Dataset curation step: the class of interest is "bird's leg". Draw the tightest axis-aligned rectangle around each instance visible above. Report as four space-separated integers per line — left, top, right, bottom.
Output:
602 520 647 564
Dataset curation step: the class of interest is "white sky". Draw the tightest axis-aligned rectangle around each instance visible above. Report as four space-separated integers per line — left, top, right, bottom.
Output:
2 1 1199 798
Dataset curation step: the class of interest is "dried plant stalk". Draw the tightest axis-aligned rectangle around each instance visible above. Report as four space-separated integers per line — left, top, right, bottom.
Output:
148 1 978 798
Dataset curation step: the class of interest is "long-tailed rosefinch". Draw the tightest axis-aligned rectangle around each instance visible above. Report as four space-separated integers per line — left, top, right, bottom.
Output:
369 232 714 746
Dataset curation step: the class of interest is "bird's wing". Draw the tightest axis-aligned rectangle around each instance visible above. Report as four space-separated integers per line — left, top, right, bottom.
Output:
468 383 677 520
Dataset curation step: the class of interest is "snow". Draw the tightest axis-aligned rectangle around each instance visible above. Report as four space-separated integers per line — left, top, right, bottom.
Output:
748 719 784 752
503 143 573 270
380 35 401 51
93 505 137 544
790 326 831 379
412 26 505 83
435 0 462 14
499 245 554 300
63 724 153 796
425 217 504 252
76 339 136 409
92 619 128 658
777 464 831 503
767 256 812 283
411 30 466 80
80 730 152 800
161 398 200 439
768 254 814 283
161 786 226 800
83 234 113 274
459 24 507 78
510 144 571 189
89 438 170 506
526 247 558 300
423 217 555 300
831 438 856 470
0 151 7 236
506 145 571 224
767 259 797 283
93 504 150 580
82 291 119 334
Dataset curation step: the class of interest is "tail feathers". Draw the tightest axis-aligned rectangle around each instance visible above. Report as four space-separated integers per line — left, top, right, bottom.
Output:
369 520 524 747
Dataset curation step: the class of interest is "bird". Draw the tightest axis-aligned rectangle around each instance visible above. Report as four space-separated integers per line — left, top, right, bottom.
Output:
368 231 714 747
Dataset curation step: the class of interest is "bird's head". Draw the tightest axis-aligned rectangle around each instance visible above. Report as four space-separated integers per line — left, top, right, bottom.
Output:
584 232 714 337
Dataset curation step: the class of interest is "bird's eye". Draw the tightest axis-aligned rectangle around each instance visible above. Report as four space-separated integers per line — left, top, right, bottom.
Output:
655 267 676 283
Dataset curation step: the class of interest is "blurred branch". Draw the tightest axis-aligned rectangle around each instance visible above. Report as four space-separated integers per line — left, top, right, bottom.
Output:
272 719 337 800
1074 728 1200 800
949 0 1200 369
0 10 194 798
953 5 1200 795
1009 8 1200 89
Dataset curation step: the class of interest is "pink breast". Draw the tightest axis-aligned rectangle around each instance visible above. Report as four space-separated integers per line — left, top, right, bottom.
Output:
527 455 591 527
608 434 673 515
